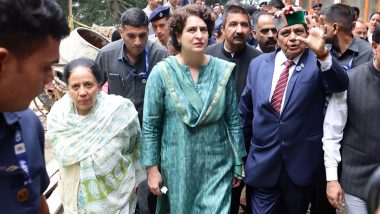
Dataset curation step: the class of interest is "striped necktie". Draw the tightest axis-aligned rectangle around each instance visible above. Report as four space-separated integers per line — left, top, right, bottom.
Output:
271 60 294 112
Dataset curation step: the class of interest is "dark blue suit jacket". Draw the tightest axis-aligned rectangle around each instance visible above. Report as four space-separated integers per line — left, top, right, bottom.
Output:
240 48 348 187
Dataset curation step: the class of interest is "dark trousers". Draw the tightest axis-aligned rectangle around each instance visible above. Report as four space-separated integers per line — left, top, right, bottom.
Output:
231 181 252 214
310 166 336 214
249 168 313 214
136 180 157 214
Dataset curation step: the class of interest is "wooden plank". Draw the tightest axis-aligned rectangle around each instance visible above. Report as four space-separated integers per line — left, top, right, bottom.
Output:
44 169 59 198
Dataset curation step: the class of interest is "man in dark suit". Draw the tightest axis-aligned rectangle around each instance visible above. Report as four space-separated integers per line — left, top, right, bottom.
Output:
239 5 348 214
205 2 261 213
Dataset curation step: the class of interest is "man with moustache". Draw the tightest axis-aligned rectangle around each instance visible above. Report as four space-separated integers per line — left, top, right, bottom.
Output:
149 6 170 49
252 12 277 53
240 6 348 213
205 2 261 213
206 2 261 104
0 0 69 213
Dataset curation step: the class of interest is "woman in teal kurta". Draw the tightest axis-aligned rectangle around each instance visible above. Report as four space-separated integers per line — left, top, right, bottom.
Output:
141 4 246 213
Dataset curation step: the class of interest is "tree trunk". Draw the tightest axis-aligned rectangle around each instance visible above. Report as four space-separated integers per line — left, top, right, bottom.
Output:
108 0 120 24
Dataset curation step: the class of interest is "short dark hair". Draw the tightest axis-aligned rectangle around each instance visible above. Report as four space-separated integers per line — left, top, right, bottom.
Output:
63 58 102 84
253 12 272 30
370 12 380 20
221 1 251 28
352 6 360 15
245 5 259 16
267 0 285 10
169 4 214 51
111 30 121 42
0 0 69 58
213 3 220 9
121 8 149 28
215 24 223 37
373 26 380 44
321 3 354 34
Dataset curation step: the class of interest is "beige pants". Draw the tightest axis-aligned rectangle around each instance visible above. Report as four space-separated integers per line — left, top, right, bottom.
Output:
58 163 80 214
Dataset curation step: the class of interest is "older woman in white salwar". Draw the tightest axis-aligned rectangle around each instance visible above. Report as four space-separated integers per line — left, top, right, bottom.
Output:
46 58 145 213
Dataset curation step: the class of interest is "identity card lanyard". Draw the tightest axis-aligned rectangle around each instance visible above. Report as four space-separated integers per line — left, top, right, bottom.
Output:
342 53 355 71
132 47 150 84
13 123 32 185
144 47 150 78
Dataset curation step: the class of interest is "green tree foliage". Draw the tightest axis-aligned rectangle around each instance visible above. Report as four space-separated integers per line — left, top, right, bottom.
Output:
57 0 146 26
109 0 146 24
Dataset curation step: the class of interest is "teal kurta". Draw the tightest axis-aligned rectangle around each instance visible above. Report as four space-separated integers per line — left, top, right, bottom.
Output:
141 56 246 213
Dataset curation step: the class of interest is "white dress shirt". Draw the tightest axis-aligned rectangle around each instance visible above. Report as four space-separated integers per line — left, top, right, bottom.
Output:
256 45 263 53
270 50 333 113
368 30 373 43
143 6 152 17
270 50 301 113
143 6 154 35
322 91 348 181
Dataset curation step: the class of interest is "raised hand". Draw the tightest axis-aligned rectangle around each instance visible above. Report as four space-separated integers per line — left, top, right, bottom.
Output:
295 26 329 59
